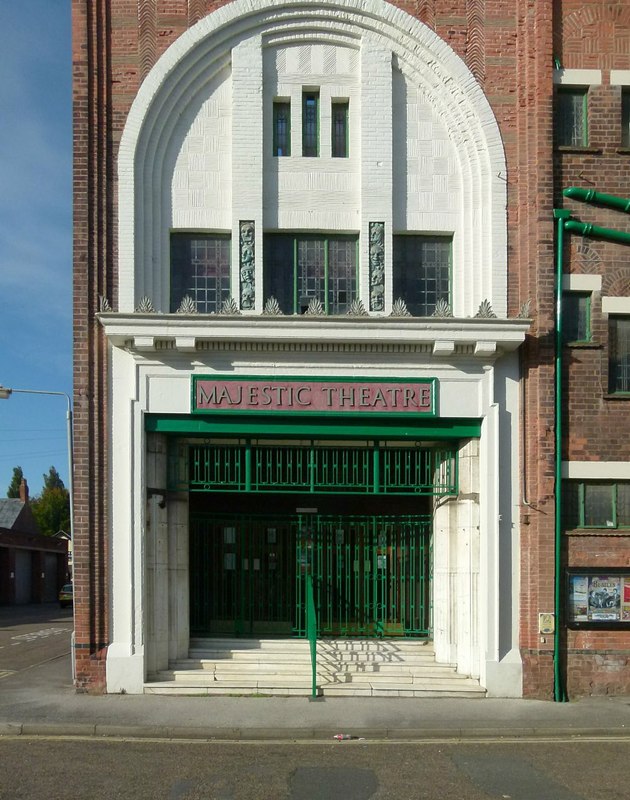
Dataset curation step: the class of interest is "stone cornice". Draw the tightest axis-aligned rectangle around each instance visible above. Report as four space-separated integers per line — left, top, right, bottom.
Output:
98 313 530 358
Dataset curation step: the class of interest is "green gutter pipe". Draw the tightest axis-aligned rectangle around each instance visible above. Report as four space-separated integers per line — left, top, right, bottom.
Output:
552 201 630 702
564 219 630 244
563 187 630 214
553 208 570 703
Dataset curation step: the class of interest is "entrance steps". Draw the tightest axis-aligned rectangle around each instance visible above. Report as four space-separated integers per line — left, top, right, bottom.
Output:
145 638 485 698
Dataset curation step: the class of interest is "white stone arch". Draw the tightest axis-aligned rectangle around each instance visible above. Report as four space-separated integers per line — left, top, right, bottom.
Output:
118 0 507 316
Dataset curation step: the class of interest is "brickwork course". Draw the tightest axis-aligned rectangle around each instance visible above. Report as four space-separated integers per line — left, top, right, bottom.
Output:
72 0 630 697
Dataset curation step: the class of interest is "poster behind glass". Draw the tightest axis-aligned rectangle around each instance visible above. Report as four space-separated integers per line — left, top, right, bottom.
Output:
567 571 630 626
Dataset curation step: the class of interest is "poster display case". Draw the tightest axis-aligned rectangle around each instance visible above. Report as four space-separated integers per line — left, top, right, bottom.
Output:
566 568 630 629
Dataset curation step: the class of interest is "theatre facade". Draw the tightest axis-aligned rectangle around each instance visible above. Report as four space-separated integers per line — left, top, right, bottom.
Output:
74 0 630 697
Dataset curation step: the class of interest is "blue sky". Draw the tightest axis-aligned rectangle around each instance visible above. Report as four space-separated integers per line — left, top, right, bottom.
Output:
0 3 72 495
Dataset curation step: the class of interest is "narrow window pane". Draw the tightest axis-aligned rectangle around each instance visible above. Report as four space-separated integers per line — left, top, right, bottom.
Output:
331 101 349 158
609 316 630 393
170 234 230 313
554 89 587 147
302 91 319 157
622 90 630 148
297 237 325 312
617 483 630 526
583 483 614 527
393 235 451 316
273 102 291 157
263 234 295 314
328 237 356 313
563 481 581 529
563 293 590 342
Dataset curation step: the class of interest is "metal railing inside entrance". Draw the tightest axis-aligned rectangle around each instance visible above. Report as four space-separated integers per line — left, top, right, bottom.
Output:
172 442 456 496
189 513 432 638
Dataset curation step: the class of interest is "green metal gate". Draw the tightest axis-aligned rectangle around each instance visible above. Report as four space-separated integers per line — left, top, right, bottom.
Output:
190 513 431 638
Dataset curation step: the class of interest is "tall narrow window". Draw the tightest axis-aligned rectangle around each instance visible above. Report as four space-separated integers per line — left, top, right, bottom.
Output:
563 292 591 343
622 90 630 147
554 88 588 147
170 233 230 313
264 233 357 314
302 91 319 157
273 101 291 157
331 101 349 158
609 316 630 393
393 235 451 316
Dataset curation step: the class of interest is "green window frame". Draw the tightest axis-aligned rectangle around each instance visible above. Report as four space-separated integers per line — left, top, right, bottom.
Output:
554 88 588 147
170 232 231 313
564 481 630 530
393 235 452 317
273 101 291 157
609 316 630 394
331 100 349 158
302 90 319 157
562 292 591 343
263 233 358 315
622 89 630 148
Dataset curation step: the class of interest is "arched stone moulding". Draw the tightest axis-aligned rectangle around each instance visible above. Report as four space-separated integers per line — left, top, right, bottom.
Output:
118 0 507 317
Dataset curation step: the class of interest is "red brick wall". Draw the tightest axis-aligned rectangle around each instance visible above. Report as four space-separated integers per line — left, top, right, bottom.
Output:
553 1 630 698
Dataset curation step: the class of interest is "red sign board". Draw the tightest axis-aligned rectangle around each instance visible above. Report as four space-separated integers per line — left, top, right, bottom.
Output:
192 377 437 416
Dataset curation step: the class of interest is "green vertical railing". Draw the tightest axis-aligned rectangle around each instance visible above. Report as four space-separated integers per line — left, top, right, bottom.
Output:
305 572 318 698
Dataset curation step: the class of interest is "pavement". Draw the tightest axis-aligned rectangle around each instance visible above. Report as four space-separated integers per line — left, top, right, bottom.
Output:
2 649 630 741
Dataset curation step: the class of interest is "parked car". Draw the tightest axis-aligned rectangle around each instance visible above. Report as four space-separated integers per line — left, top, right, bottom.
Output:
59 583 73 608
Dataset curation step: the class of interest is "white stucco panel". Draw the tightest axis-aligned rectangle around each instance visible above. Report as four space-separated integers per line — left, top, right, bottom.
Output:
169 67 232 230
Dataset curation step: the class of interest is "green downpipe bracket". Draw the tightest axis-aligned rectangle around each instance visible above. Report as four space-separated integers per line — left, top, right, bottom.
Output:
553 189 630 702
306 573 318 698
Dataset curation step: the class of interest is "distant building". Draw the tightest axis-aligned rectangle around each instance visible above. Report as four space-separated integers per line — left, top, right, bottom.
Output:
0 480 68 604
73 0 630 698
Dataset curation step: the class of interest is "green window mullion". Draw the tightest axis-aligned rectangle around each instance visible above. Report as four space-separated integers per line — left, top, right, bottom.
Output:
245 442 252 492
612 484 618 528
324 238 329 315
293 237 298 314
373 443 380 494
579 482 585 528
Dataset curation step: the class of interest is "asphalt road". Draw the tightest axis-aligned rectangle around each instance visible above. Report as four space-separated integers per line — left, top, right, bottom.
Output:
1 738 629 800
0 603 72 679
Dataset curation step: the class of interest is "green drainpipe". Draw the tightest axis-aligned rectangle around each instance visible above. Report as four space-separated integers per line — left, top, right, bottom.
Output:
563 186 630 214
553 208 571 703
552 192 630 702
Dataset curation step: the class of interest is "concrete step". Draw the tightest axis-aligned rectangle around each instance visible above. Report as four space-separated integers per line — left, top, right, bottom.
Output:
145 637 484 698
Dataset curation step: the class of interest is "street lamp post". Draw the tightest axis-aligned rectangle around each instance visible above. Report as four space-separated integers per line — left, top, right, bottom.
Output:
0 385 76 682
0 385 74 546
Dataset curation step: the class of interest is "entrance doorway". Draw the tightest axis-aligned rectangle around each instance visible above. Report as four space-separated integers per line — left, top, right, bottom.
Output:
189 511 431 638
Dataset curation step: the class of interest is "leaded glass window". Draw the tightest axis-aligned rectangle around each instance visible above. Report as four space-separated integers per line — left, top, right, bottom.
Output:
609 316 630 393
554 89 588 147
264 233 357 314
331 101 349 158
273 101 291 157
563 293 590 343
170 233 230 313
393 235 451 316
302 91 319 157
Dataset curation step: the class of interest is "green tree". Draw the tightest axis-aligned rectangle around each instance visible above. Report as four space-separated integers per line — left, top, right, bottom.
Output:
42 465 65 492
7 466 24 498
30 467 70 537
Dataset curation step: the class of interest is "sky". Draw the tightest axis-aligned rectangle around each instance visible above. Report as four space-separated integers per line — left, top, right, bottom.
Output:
0 3 72 496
